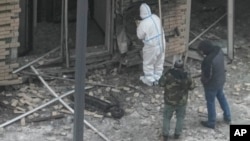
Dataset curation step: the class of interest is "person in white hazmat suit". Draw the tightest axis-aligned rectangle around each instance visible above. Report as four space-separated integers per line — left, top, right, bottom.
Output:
136 3 166 86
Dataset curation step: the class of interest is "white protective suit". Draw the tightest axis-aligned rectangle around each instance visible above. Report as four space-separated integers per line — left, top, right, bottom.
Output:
137 3 166 86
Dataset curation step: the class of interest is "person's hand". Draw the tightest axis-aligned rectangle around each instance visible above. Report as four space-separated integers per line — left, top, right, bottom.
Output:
135 20 141 26
201 76 208 84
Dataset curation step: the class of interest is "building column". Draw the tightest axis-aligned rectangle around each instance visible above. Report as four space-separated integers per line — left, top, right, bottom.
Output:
227 0 234 60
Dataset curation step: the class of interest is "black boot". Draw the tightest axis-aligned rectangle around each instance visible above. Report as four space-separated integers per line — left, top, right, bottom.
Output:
224 118 231 125
200 121 215 129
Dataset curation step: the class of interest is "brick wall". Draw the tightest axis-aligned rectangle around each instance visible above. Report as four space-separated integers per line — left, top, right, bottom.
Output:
117 0 188 57
0 0 22 85
161 0 187 56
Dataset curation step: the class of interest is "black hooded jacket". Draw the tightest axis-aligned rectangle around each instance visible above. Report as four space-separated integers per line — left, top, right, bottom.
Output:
198 40 226 90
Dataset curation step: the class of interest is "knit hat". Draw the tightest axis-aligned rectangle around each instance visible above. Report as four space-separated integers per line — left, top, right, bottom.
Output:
174 59 184 68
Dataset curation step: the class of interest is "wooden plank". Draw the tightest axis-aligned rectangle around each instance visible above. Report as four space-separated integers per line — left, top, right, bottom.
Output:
0 12 12 18
0 3 19 7
11 22 19 27
0 31 18 39
0 42 20 49
0 75 5 80
0 30 11 35
0 25 19 32
0 65 6 68
0 0 19 5
0 50 9 56
0 70 18 76
0 73 18 79
11 8 21 13
4 74 17 80
0 68 12 73
0 48 7 52
0 62 5 66
0 33 12 39
0 72 10 77
0 56 5 60
0 67 10 72
0 41 6 45
0 16 11 21
0 5 15 11
0 17 12 25
0 21 17 26
0 63 19 69
0 19 12 26
0 78 22 86
27 114 65 123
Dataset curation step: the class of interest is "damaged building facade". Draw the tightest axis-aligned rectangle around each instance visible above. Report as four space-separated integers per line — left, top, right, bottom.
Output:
0 0 192 85
0 0 235 85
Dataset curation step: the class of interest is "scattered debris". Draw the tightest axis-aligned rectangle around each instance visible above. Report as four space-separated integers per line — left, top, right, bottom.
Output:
27 114 65 123
71 94 125 119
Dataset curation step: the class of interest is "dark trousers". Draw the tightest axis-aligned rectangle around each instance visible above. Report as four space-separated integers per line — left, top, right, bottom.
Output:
163 104 186 136
204 88 231 126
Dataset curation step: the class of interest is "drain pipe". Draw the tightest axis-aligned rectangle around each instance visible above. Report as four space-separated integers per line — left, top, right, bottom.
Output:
65 0 70 68
74 0 86 141
158 0 164 53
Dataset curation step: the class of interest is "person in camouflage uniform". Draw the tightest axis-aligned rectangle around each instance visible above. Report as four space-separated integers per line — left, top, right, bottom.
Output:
159 60 195 141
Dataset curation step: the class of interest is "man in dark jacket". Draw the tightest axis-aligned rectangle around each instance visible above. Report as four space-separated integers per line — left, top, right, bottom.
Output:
198 40 231 129
159 60 195 141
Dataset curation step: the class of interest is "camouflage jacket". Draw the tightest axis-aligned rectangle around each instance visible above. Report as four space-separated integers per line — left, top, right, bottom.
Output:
159 68 195 106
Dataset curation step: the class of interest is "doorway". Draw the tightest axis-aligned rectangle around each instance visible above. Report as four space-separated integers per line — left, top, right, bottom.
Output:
27 0 111 56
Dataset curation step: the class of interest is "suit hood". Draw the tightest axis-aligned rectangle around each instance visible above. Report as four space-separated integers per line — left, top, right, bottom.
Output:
140 3 152 19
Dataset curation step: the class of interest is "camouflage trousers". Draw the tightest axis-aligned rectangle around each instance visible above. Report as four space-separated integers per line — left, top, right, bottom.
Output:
163 104 187 136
